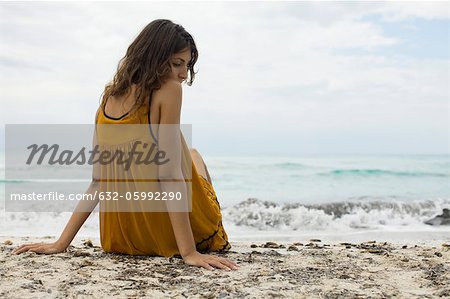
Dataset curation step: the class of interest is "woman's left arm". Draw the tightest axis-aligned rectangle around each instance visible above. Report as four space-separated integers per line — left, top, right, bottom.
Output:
156 80 238 271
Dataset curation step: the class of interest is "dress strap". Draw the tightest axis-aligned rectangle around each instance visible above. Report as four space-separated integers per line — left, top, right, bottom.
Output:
147 91 158 143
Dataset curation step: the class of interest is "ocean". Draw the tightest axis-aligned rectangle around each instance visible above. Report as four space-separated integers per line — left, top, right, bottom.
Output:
1 154 449 243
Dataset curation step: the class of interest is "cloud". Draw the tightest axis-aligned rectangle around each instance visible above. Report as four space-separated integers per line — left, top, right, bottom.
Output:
373 1 450 21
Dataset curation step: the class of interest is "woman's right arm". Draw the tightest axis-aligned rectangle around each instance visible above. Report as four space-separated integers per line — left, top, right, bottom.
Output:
11 182 100 255
12 128 101 255
55 180 100 249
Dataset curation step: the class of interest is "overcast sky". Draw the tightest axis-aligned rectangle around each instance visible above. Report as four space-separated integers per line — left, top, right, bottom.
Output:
0 1 449 155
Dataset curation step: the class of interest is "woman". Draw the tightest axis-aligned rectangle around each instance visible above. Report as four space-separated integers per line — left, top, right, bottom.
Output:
12 19 238 271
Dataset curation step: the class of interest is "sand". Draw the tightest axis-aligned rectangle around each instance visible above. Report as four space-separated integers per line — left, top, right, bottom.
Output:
1 236 449 298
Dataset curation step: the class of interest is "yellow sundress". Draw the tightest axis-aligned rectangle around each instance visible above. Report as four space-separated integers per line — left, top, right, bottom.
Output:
94 100 230 257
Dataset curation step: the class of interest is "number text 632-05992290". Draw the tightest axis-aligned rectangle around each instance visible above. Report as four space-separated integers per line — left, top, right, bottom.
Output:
97 191 182 201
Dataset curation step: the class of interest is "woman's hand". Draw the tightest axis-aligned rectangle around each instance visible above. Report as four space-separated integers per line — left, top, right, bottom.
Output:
182 251 239 271
11 241 67 255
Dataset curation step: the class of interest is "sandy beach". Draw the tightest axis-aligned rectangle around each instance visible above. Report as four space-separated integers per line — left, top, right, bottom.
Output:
0 236 449 298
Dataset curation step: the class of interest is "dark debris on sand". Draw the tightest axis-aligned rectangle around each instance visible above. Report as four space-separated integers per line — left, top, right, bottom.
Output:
1 239 450 298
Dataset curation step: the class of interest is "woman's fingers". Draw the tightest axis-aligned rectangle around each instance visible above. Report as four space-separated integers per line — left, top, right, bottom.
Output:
12 244 35 254
208 258 231 271
208 256 238 270
218 257 239 270
11 243 65 255
13 246 30 255
182 252 241 271
12 243 44 255
11 244 27 254
200 262 214 271
22 245 41 254
205 255 240 271
230 259 240 268
29 246 46 254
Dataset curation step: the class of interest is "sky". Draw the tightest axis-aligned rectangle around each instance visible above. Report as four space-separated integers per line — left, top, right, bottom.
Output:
0 1 449 156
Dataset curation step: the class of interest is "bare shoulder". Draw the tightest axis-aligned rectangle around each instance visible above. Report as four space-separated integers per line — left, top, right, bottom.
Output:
153 79 182 107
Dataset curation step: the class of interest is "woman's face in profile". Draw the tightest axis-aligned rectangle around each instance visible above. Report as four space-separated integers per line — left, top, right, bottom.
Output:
168 47 192 84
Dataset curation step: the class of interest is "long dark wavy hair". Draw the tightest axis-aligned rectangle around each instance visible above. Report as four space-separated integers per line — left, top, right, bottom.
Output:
101 19 198 113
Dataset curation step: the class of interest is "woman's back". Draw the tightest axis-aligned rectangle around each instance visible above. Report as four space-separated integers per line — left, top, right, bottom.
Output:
103 84 160 125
